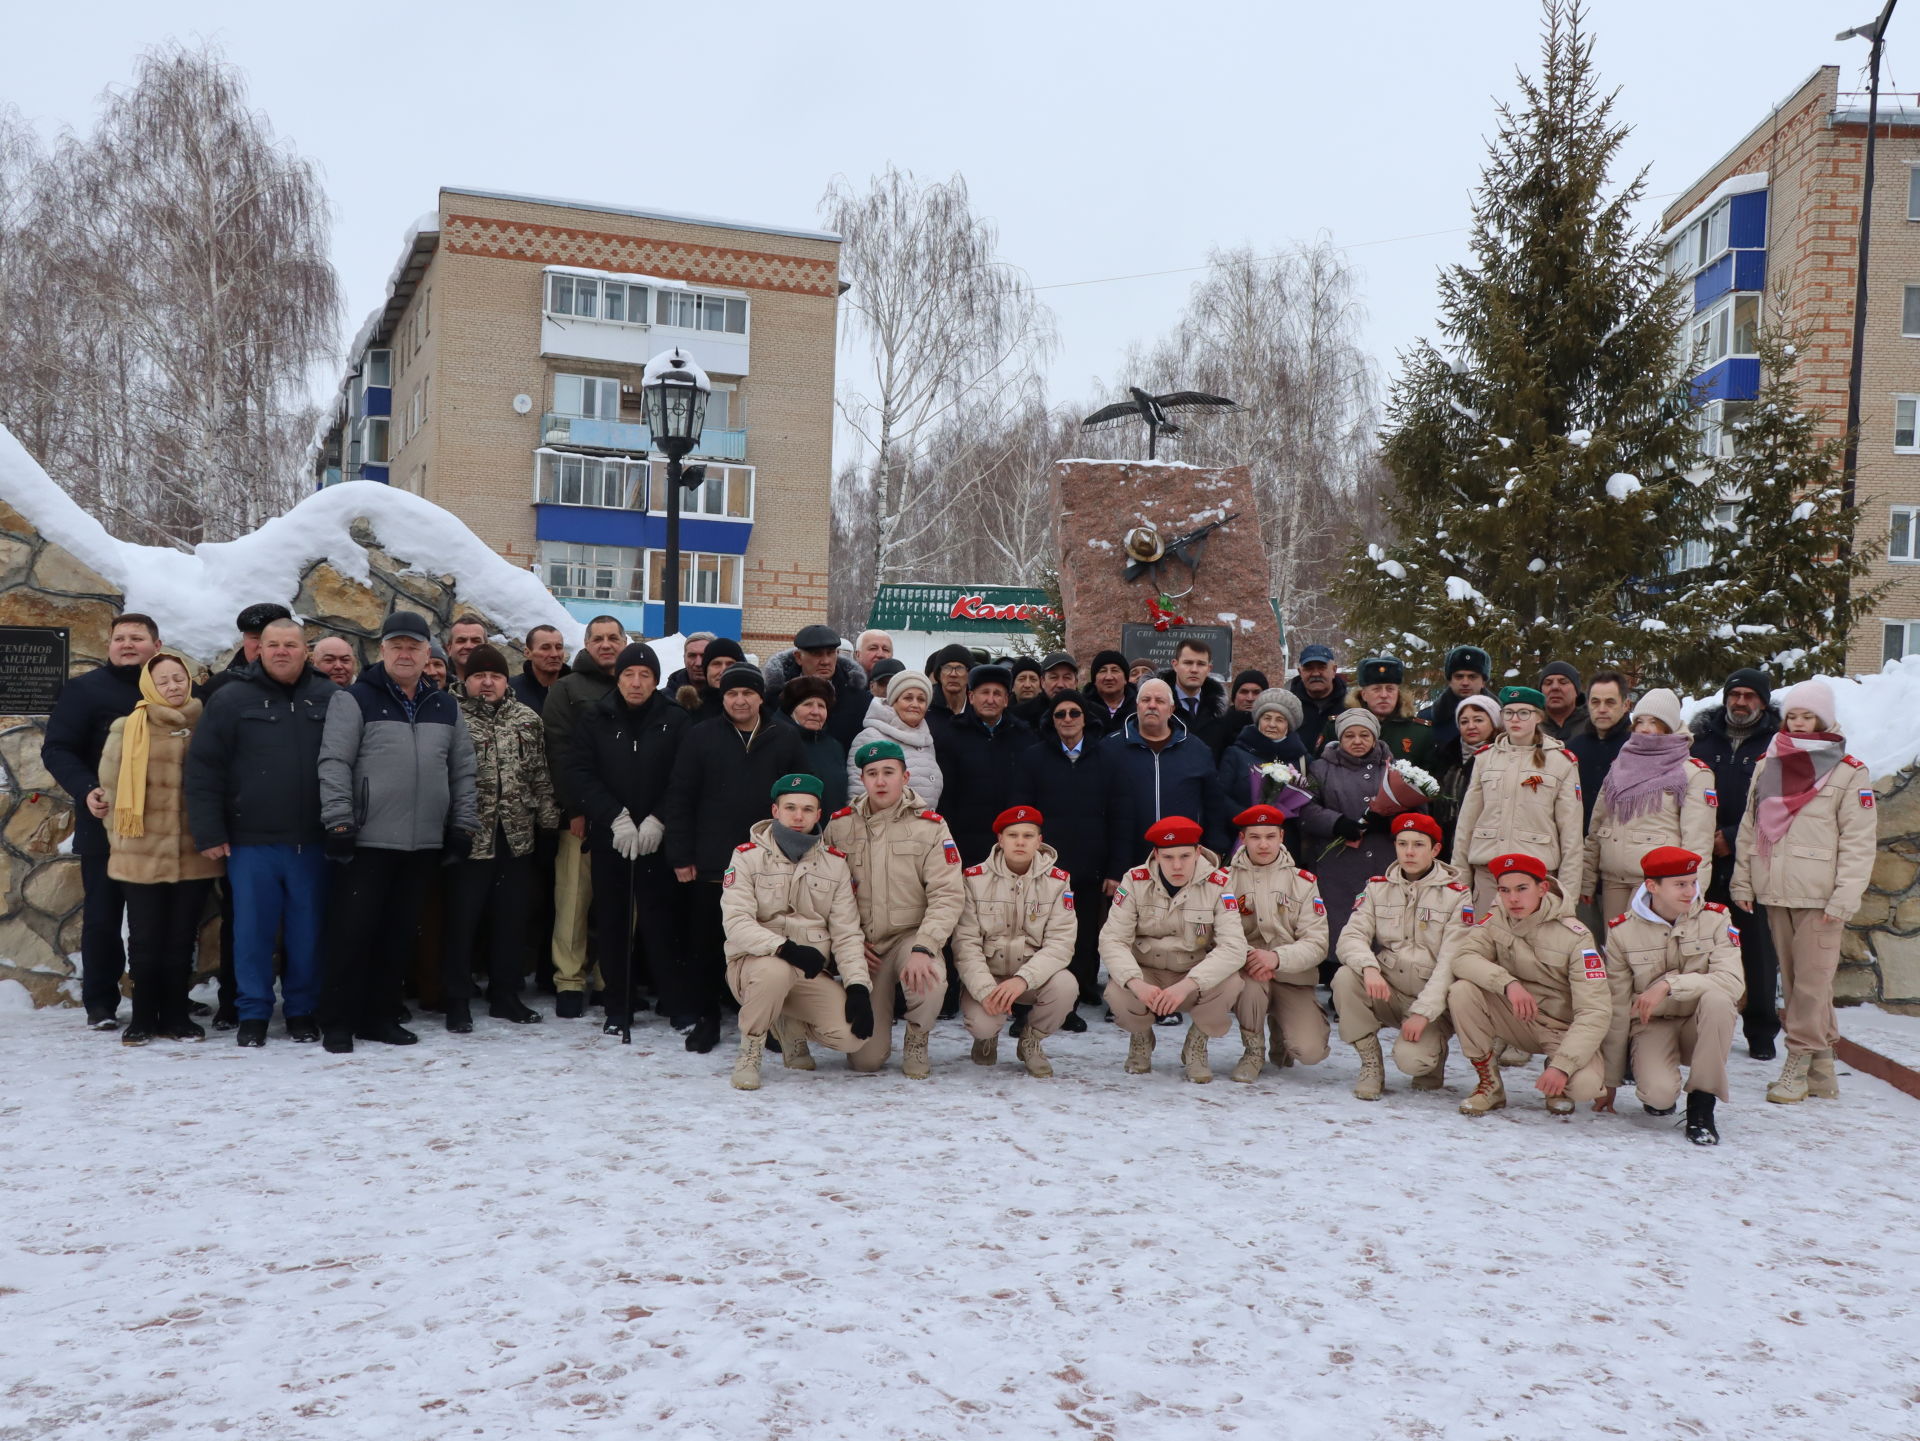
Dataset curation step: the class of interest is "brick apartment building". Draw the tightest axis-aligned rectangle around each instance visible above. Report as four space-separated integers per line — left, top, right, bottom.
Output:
313 187 840 653
1661 65 1920 671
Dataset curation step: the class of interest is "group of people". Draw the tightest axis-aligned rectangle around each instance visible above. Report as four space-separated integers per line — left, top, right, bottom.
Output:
38 605 1878 1141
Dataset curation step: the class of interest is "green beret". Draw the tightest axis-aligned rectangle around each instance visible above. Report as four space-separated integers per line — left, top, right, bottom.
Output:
1498 685 1547 711
854 739 906 770
771 773 824 800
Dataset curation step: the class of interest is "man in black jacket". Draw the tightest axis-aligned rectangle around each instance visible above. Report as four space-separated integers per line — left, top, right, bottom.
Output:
762 624 871 749
541 615 623 1016
933 664 1038 866
1016 691 1120 1008
509 624 570 714
1159 637 1232 754
1566 670 1634 827
185 617 337 1046
1690 667 1784 1058
1288 644 1347 753
41 612 160 1028
565 642 695 1043
664 663 808 1044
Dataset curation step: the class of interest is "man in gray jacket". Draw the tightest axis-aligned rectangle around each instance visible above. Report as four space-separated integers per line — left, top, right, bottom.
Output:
316 611 478 1052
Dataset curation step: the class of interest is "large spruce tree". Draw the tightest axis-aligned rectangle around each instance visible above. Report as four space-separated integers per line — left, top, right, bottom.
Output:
1339 1 1714 682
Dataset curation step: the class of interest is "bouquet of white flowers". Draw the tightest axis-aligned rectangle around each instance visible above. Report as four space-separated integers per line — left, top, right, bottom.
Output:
1370 759 1440 817
1258 760 1315 818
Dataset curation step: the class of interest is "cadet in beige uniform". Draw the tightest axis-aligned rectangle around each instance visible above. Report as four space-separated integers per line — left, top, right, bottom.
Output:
1332 812 1473 1099
1580 688 1718 921
719 773 874 1091
1730 678 1876 1105
823 739 966 1079
1450 686 1585 911
1444 852 1628 1117
1604 845 1742 1145
1225 803 1330 1084
1099 815 1247 1083
951 804 1078 1078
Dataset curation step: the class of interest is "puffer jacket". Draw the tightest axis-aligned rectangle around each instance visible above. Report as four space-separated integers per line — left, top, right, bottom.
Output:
457 691 560 859
1098 847 1248 995
845 698 944 810
318 662 478 851
821 786 966 954
1441 884 1628 1084
1731 751 1877 919
1227 845 1328 985
1604 895 1745 1014
718 820 870 987
761 649 872 748
184 662 336 850
1450 733 1585 899
1336 859 1474 1018
1582 756 1717 897
98 699 224 885
950 842 1077 1000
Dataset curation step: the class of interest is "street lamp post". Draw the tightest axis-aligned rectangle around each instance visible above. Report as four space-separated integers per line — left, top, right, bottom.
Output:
640 347 711 637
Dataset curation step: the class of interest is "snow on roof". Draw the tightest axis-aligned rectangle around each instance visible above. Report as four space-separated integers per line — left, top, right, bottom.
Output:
1658 172 1768 246
0 424 582 658
442 186 840 245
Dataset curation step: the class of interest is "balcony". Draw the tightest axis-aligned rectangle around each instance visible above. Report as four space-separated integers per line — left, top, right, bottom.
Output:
539 413 748 462
540 314 750 378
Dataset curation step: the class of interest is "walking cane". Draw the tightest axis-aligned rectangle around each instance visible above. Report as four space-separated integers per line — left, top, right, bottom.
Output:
622 851 637 1045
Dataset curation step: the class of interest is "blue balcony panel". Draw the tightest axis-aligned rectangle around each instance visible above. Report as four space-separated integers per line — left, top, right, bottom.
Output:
362 385 391 418
557 597 741 641
1693 254 1734 311
534 503 752 555
1729 190 1767 249
361 464 390 484
1695 357 1760 404
540 414 748 461
1733 248 1766 292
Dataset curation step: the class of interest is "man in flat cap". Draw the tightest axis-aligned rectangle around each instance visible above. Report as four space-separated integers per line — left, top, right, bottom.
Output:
821 739 965 1078
720 773 873 1090
951 805 1079 1077
1099 816 1247 1082
1605 846 1743 1145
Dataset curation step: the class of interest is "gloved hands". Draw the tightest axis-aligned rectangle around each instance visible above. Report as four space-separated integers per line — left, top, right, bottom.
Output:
777 940 828 978
843 983 874 1040
442 828 473 866
1332 815 1366 842
637 814 666 856
611 810 642 861
324 825 357 864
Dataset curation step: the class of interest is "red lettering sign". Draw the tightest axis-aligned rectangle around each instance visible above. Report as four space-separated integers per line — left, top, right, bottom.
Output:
948 594 1061 623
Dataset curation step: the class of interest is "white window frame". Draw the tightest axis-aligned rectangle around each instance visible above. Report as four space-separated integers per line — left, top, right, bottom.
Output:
553 373 622 421
545 272 652 329
655 286 750 336
643 549 743 607
1904 285 1920 337
363 349 392 388
1909 163 1920 222
539 541 646 604
1892 504 1920 563
641 460 754 522
1885 619 1920 663
1897 395 1920 453
534 449 646 509
361 416 389 465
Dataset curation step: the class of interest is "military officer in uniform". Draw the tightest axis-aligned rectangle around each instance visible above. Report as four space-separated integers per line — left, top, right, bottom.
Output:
822 740 966 1078
1605 845 1743 1145
719 774 873 1091
950 805 1078 1077
1332 812 1473 1099
1444 852 1628 1118
1099 816 1247 1083
1225 804 1330 1084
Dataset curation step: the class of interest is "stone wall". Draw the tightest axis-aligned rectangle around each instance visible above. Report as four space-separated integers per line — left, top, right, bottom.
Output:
1841 764 1920 1014
0 507 528 1007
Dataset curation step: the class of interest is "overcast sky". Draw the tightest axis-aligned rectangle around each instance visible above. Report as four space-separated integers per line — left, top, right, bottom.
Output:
0 0 1899 414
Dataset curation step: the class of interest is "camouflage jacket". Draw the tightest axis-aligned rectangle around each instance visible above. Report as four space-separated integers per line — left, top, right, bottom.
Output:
457 692 560 859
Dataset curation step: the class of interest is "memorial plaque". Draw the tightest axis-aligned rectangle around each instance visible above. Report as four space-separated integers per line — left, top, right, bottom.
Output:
1120 622 1233 677
0 626 70 715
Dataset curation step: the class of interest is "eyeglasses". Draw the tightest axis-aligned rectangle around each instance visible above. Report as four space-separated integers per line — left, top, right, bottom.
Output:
1053 708 1084 719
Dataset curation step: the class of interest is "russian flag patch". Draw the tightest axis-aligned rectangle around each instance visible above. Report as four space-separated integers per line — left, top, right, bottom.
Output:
1221 894 1238 912
1704 789 1717 807
1580 948 1607 980
1728 924 1740 943
1861 790 1876 809
1311 896 1326 916
1063 891 1075 912
943 840 960 863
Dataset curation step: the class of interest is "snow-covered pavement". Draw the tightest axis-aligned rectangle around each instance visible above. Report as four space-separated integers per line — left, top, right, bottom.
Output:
3 1001 1917 1440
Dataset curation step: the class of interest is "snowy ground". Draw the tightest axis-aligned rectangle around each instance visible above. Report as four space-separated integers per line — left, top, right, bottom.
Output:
4 997 1919 1441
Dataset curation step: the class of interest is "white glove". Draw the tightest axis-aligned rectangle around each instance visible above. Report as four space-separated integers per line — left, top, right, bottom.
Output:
637 814 666 856
610 810 642 861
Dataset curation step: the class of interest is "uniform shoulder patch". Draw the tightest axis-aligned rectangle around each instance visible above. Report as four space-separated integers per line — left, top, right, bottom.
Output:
1368 875 1388 884
1843 755 1861 769
1561 917 1587 934
824 844 847 859
735 842 757 853
1686 756 1710 769
1608 913 1628 928
964 864 985 877
1049 865 1070 882
830 806 854 819
1297 869 1317 883
1447 881 1469 892
1702 901 1727 914
920 809 944 822
1580 947 1607 980
1209 869 1230 887
1131 867 1150 881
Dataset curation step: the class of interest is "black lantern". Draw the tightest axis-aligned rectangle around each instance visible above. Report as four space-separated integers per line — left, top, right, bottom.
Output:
640 347 712 634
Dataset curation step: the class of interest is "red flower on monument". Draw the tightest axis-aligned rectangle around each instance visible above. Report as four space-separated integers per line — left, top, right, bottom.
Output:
1146 593 1187 630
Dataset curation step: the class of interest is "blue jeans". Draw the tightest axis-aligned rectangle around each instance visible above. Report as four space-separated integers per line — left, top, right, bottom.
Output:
227 844 329 1022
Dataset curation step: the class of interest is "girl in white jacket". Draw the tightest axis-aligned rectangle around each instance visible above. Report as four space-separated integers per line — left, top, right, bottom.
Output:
846 669 944 810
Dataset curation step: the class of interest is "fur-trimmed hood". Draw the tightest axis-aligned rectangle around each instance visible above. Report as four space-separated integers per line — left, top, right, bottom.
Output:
761 648 871 699
1688 702 1780 744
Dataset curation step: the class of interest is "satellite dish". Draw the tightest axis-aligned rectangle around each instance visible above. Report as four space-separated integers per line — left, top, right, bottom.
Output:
512 394 533 415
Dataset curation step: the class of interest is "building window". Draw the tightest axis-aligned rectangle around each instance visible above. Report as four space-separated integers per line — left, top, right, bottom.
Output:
553 373 621 420
1893 505 1920 562
547 273 650 326
536 450 645 509
1906 286 1920 337
645 550 742 607
1886 620 1920 663
1669 501 1739 573
631 460 754 520
1909 166 1920 221
656 289 748 334
540 542 645 603
364 349 391 388
362 416 389 465
1898 396 1920 452
1693 400 1753 461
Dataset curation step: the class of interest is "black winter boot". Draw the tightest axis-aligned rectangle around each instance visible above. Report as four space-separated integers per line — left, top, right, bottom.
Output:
355 1023 418 1046
444 1002 473 1034
555 992 585 1019
1685 1090 1719 1146
235 1019 268 1047
285 1015 321 1043
685 1014 721 1053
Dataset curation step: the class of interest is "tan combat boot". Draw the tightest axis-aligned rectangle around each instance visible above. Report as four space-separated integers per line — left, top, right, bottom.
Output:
779 1017 816 1071
1498 1042 1531 1068
1268 1015 1294 1067
1351 1035 1386 1101
971 1036 999 1066
901 1023 932 1080
1182 1024 1213 1084
731 1032 764 1091
1807 1049 1839 1099
1411 1054 1446 1091
1767 1049 1812 1104
1231 1027 1265 1084
1458 1053 1507 1115
1124 1029 1155 1074
1017 1031 1053 1078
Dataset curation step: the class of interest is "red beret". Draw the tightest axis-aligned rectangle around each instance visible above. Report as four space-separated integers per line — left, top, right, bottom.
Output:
993 805 1044 834
1486 852 1547 882
1392 813 1444 843
1146 816 1204 848
1639 846 1702 879
1232 804 1287 830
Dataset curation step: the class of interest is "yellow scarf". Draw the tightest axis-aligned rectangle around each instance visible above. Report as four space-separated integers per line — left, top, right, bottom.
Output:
113 652 190 839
